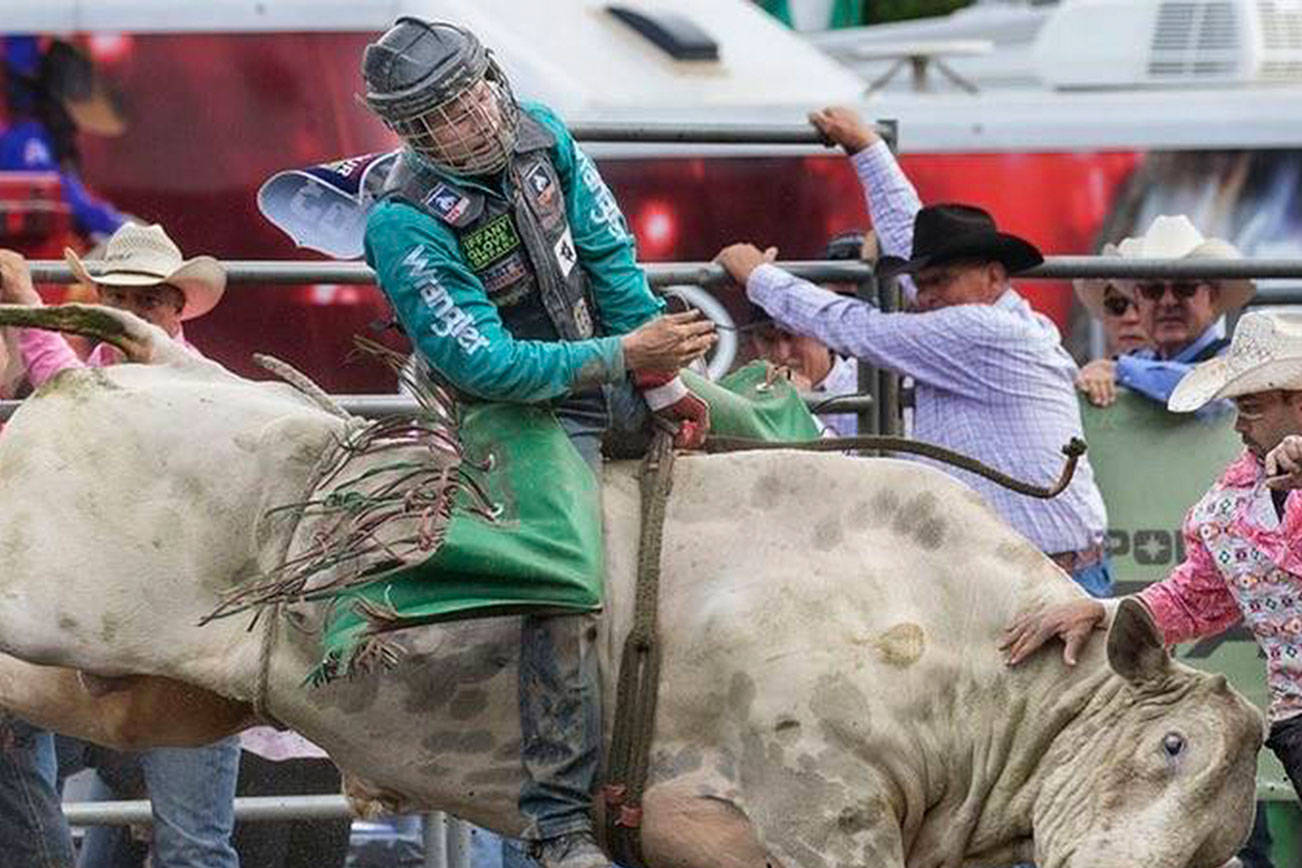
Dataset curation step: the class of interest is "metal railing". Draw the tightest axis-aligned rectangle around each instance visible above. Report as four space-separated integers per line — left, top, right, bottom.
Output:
20 254 1302 434
0 391 875 423
28 256 1302 289
62 795 474 868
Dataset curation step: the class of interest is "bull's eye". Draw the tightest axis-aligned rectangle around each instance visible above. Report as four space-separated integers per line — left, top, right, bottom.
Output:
1162 732 1186 757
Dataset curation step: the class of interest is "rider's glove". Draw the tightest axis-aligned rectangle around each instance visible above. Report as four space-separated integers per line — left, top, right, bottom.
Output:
634 370 710 450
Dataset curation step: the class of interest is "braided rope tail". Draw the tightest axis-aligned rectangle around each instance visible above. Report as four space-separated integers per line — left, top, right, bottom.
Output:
704 435 1089 499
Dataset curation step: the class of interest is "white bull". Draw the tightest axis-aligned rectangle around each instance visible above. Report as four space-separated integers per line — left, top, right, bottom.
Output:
0 306 1265 868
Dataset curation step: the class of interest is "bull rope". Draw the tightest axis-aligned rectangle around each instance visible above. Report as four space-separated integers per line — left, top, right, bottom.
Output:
601 428 675 867
705 435 1087 499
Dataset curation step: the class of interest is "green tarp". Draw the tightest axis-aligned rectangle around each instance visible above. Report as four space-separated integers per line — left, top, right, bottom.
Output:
1080 389 1299 863
311 363 819 682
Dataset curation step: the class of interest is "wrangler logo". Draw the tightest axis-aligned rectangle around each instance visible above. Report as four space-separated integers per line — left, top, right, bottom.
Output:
401 248 490 355
462 214 521 271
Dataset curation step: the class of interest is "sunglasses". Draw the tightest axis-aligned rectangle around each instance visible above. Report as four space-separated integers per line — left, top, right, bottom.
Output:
1102 295 1136 316
1134 281 1204 302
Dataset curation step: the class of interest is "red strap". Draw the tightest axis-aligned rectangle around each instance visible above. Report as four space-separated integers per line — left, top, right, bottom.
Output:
601 783 626 807
616 804 643 828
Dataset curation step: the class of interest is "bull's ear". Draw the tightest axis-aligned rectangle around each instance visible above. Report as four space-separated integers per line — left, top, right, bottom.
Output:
1106 598 1171 684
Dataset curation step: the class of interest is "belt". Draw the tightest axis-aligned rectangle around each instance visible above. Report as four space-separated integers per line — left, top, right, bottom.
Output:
1049 542 1106 573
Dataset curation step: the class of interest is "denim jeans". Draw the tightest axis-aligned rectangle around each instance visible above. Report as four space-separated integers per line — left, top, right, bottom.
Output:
516 382 648 842
60 735 241 868
1071 556 1113 599
0 715 75 868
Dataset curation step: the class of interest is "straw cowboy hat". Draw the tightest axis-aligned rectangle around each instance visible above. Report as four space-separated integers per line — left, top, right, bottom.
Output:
1169 311 1302 412
65 223 226 321
1073 242 1134 320
1114 215 1254 315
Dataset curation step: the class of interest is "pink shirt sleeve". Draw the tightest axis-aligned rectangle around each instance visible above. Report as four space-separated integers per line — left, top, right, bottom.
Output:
18 328 86 388
1137 518 1242 645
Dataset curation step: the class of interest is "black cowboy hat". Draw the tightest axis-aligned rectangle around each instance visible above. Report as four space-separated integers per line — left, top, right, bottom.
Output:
875 204 1042 282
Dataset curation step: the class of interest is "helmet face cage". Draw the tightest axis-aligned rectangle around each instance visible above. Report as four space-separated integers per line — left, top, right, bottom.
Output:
386 58 519 176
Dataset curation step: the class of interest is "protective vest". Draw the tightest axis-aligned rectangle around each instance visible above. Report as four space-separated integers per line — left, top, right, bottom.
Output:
381 114 597 343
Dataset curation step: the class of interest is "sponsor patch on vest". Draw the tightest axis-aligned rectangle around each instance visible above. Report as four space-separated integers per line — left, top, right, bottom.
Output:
424 183 471 224
553 227 578 278
573 298 594 338
525 162 558 209
462 214 522 271
480 252 532 307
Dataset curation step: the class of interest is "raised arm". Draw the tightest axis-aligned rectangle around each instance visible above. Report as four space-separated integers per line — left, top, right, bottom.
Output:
0 250 86 387
808 106 920 301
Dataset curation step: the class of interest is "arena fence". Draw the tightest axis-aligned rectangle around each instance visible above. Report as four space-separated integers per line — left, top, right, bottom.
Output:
17 255 1302 435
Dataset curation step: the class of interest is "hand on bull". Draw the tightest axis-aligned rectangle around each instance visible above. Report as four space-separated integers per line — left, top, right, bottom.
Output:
634 369 710 449
0 250 42 305
713 243 778 286
1265 434 1302 489
999 599 1106 667
621 310 716 372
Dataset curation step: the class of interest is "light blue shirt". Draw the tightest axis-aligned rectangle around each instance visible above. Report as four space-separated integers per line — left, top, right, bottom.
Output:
745 141 1108 554
1115 324 1230 414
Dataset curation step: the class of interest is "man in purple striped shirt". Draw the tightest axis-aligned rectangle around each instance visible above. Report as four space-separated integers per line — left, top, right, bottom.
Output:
714 106 1110 597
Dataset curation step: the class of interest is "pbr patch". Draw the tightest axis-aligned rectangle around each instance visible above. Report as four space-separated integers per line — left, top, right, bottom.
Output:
424 183 472 224
461 214 522 271
524 162 558 209
553 228 578 278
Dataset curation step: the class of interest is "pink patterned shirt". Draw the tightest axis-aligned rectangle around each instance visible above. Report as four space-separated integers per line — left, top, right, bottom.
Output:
1139 450 1302 722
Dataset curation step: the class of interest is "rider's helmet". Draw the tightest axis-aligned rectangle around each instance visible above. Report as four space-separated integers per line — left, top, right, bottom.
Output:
361 18 520 176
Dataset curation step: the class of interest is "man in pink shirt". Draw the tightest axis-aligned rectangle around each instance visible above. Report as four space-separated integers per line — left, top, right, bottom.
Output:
1001 309 1302 802
0 222 240 868
0 222 223 382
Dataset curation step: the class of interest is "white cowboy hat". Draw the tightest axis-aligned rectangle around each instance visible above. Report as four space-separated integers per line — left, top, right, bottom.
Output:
1168 311 1302 412
1073 242 1134 320
1116 215 1254 315
64 223 226 321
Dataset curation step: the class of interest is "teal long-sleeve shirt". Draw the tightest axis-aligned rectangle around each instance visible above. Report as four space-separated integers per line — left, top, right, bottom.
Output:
363 103 663 403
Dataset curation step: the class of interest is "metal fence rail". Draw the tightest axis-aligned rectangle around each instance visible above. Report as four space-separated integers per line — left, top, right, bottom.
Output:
63 794 351 826
27 256 1302 286
25 257 1302 310
0 392 874 422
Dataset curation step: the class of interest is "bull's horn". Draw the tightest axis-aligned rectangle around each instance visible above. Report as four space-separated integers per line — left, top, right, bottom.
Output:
253 353 351 419
0 303 180 365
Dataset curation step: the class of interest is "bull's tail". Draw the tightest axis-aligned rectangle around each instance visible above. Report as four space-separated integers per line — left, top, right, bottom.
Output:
0 303 192 366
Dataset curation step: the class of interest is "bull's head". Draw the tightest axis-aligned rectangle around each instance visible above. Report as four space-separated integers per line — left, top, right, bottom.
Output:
1034 599 1264 868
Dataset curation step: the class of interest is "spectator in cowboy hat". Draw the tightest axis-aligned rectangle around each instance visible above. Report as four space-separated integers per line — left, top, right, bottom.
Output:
1072 248 1152 407
714 105 1111 598
0 222 224 380
1077 215 1254 411
0 222 240 868
1003 309 1302 810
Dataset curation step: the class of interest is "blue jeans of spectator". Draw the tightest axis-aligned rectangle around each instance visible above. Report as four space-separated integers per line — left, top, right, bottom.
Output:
1071 556 1113 598
517 383 647 842
0 714 75 868
61 735 240 868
